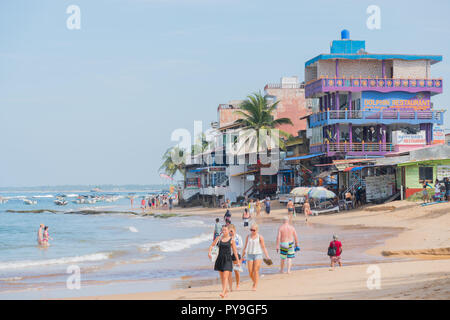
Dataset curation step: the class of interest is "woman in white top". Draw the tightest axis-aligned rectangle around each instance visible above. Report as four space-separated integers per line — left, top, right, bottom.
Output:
228 224 243 291
241 223 271 291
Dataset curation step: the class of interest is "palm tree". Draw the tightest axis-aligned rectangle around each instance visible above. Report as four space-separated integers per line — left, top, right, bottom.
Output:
232 92 293 195
159 146 187 180
232 92 293 159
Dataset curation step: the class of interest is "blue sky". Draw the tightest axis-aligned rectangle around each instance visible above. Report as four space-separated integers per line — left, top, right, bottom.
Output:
1 0 449 187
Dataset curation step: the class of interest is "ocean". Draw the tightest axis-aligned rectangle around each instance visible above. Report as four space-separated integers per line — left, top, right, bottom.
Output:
0 187 402 299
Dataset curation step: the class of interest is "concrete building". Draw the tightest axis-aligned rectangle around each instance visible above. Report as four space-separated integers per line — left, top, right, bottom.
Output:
304 30 444 160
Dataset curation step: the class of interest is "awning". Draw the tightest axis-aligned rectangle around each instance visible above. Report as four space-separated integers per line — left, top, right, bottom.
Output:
285 153 325 161
317 170 337 178
231 170 258 177
343 166 369 172
189 168 206 173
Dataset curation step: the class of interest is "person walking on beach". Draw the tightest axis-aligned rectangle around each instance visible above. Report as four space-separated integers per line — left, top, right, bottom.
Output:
37 224 44 245
224 209 232 226
208 225 241 298
228 224 243 291
242 208 250 229
327 234 342 270
141 198 146 212
287 198 295 218
213 218 222 241
130 197 134 208
264 197 271 215
242 223 271 291
249 199 255 217
276 217 299 274
303 196 312 222
255 199 261 216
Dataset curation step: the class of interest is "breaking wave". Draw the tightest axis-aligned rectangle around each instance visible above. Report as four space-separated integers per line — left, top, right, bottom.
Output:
140 233 211 253
0 252 112 271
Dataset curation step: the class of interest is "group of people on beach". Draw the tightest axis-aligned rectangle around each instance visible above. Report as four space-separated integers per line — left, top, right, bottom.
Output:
209 203 343 298
135 194 174 212
223 197 273 215
422 178 450 204
37 224 52 246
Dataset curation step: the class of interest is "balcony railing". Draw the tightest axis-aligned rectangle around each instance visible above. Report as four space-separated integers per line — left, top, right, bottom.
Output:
305 77 443 97
311 142 395 155
309 109 444 127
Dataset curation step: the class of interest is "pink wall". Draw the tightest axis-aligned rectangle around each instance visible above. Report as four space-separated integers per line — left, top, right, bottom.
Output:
265 87 309 136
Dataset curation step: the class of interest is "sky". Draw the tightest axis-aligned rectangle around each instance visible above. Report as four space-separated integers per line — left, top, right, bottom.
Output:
1 0 449 187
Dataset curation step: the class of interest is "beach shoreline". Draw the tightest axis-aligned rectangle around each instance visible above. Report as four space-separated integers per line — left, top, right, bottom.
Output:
66 199 450 300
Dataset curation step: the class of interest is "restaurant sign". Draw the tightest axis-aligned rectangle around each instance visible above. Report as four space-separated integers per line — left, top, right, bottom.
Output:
392 130 426 145
362 92 430 111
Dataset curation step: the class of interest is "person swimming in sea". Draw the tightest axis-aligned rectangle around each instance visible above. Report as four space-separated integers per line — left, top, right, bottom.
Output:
42 226 52 246
37 224 44 245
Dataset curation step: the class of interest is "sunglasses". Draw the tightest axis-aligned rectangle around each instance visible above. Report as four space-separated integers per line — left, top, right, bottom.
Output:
250 229 256 232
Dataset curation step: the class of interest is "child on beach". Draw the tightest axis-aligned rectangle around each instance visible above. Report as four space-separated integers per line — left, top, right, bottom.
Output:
422 182 432 204
242 208 250 228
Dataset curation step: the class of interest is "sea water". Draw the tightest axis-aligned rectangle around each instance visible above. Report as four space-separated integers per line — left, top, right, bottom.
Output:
0 188 402 299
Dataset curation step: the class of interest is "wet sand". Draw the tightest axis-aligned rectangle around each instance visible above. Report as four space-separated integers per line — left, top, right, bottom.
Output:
71 200 450 300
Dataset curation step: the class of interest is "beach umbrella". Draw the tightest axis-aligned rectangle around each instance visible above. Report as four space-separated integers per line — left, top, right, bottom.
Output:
290 187 312 197
308 187 336 199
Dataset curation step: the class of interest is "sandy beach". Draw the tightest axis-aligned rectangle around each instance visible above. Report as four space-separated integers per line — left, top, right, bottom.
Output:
74 200 450 300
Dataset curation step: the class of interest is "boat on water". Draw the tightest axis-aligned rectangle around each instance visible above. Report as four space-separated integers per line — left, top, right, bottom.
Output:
23 199 37 205
54 196 68 206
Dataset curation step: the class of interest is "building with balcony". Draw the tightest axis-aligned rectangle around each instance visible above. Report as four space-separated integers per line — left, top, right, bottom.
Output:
304 30 444 159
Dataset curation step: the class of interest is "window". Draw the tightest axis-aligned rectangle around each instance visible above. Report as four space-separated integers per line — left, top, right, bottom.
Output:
419 166 433 183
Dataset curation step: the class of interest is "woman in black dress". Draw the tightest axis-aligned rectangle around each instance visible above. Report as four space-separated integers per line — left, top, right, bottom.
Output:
208 225 241 298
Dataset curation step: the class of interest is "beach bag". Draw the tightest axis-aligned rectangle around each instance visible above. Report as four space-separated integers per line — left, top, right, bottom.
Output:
211 243 219 262
327 242 336 257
